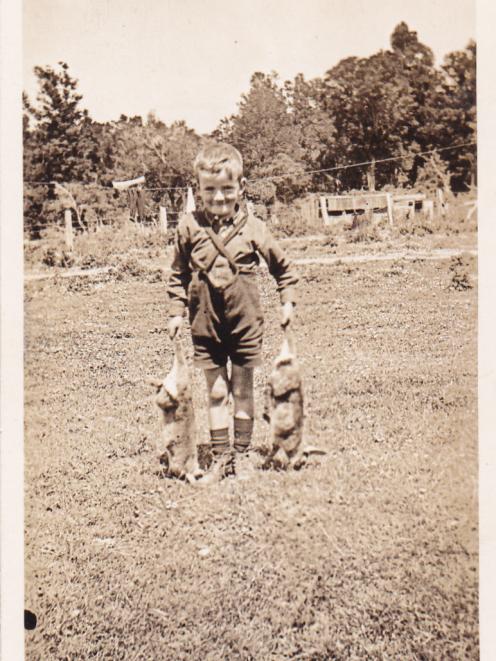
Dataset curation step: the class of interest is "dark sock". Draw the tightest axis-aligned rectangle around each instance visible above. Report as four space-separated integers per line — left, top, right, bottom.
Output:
210 428 229 456
233 417 253 453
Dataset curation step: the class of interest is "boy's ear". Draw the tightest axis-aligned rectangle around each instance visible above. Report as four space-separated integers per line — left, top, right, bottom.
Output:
239 176 247 194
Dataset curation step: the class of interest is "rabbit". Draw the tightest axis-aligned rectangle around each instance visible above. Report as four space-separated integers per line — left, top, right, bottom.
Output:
149 337 203 483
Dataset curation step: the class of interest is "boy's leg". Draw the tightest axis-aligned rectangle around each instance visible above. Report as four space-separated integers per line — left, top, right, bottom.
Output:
204 366 230 456
231 365 254 453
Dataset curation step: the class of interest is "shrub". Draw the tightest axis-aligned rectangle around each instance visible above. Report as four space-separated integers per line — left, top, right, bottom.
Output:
25 217 173 270
41 247 75 268
448 253 476 290
270 204 309 237
346 214 382 243
251 202 269 222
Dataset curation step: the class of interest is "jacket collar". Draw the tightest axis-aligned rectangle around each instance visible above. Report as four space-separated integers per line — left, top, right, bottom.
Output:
201 202 247 228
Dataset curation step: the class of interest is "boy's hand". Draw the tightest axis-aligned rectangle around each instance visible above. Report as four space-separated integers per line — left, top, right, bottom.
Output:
168 315 183 339
281 302 294 328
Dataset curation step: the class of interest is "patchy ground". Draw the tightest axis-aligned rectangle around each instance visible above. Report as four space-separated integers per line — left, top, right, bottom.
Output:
24 240 478 660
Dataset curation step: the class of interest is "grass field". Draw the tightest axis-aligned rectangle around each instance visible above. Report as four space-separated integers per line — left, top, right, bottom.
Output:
24 236 478 660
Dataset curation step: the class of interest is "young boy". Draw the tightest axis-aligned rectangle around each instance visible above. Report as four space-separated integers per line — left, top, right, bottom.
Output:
167 142 298 477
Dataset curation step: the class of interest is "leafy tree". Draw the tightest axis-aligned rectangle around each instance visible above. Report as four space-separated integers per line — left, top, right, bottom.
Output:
414 151 453 198
320 51 418 189
99 115 149 183
23 62 97 183
390 21 434 66
285 74 336 189
441 40 476 190
225 73 302 170
215 72 315 202
315 23 476 192
389 23 453 158
249 153 311 205
143 118 200 204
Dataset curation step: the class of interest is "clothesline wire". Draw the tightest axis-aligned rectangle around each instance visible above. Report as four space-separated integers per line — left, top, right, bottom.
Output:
24 182 187 191
246 142 476 182
23 141 475 190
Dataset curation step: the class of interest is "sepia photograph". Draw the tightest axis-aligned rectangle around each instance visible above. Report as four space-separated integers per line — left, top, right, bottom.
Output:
2 0 493 658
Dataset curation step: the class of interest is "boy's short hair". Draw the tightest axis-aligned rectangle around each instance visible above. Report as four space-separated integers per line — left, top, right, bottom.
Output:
193 142 244 181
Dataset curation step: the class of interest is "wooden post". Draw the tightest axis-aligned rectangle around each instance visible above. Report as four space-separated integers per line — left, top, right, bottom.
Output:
436 188 445 218
64 209 73 250
424 199 434 222
386 193 394 225
319 196 330 225
367 158 376 191
306 199 313 228
466 200 477 222
159 206 168 233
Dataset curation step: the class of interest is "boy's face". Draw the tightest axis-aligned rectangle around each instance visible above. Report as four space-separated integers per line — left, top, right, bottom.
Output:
198 169 244 219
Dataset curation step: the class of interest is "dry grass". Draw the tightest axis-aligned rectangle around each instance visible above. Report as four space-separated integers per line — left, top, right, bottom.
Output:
24 222 174 271
24 199 477 275
24 245 478 659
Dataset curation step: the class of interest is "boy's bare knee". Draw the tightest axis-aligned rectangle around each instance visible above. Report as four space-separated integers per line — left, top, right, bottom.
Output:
210 374 229 404
231 366 253 399
231 382 247 400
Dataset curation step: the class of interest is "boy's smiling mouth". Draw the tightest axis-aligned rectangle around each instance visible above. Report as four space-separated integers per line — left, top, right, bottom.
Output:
197 168 245 220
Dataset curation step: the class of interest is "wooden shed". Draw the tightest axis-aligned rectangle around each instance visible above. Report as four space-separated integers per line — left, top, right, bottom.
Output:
319 192 394 225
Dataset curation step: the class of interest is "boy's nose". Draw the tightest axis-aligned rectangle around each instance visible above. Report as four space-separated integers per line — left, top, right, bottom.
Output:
213 190 225 202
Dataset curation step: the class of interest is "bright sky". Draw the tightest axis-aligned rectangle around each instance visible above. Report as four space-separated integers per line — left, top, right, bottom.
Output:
24 0 475 135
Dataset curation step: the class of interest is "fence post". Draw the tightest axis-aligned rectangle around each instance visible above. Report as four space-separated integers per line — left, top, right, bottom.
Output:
386 193 394 226
64 209 74 250
367 158 376 191
159 206 168 233
319 196 330 225
436 188 446 218
424 199 434 222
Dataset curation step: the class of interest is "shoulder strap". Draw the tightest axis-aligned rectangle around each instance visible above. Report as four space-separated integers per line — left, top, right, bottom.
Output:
203 212 250 274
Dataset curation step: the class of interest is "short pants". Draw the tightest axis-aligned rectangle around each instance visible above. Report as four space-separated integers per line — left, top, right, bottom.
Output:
188 271 263 369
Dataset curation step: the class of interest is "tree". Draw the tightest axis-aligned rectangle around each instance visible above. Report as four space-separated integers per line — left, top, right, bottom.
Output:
23 62 97 183
315 24 476 191
320 51 418 189
441 40 477 190
285 74 336 189
249 153 311 205
215 72 314 202
390 22 434 66
225 72 303 171
143 118 200 201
